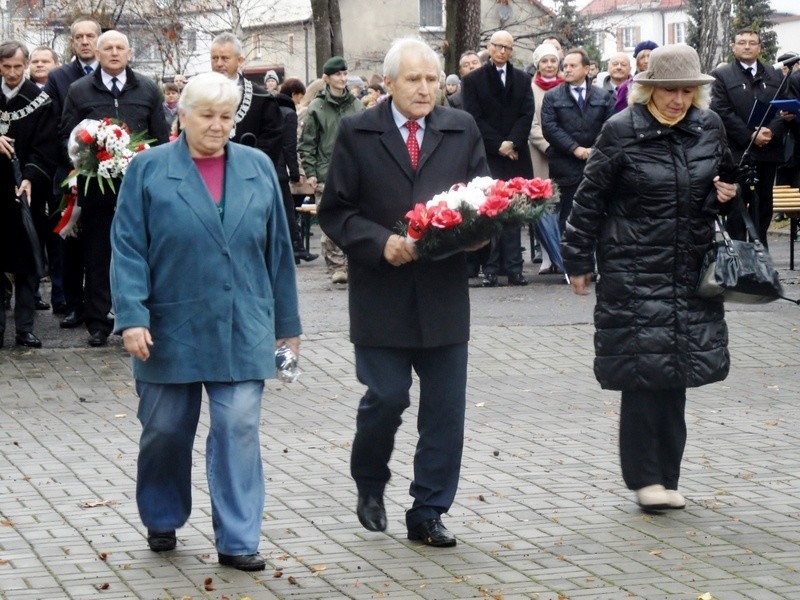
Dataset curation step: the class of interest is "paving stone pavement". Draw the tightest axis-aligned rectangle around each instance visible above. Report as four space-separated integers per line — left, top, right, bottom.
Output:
1 228 800 599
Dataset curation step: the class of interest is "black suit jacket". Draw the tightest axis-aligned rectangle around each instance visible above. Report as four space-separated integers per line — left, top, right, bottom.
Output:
711 61 787 163
318 101 489 348
460 61 534 179
232 76 283 167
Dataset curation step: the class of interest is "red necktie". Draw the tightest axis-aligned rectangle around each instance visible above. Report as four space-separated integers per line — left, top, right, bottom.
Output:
405 121 420 169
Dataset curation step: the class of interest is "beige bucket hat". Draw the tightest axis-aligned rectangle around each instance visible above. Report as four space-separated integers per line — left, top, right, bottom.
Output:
633 44 715 86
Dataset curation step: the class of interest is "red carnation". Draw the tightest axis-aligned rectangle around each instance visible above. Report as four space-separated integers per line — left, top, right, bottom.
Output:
477 194 510 217
405 203 432 240
78 129 94 144
429 202 463 229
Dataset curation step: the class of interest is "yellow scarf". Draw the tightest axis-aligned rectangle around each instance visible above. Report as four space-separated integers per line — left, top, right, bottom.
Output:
646 98 688 127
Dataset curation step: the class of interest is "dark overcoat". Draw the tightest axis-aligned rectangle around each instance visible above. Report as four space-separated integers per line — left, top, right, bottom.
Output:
541 82 614 186
318 101 489 348
231 76 283 168
0 79 59 274
460 61 534 179
710 61 787 163
562 104 734 392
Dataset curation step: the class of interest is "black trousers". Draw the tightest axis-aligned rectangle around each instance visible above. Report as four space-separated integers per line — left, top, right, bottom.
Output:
726 162 777 248
558 182 579 234
0 272 38 335
62 234 85 314
483 225 523 277
351 343 467 529
619 388 687 491
279 179 301 249
80 205 114 335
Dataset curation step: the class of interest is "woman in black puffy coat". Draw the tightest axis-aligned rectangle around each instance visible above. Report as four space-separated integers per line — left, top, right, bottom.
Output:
562 45 739 512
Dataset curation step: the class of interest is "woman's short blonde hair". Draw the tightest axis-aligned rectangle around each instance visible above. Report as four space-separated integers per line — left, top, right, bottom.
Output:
178 72 241 116
628 82 710 110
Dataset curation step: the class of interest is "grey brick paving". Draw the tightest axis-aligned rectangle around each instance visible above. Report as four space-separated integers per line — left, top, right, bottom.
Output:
2 285 800 598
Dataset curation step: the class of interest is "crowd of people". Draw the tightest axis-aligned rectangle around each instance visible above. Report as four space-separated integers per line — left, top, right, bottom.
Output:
3 16 800 571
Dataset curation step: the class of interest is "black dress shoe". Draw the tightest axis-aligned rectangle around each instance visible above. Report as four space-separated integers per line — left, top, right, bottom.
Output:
60 311 84 329
297 250 319 262
34 300 51 310
507 273 528 286
218 552 266 571
481 274 498 287
88 331 108 347
15 332 42 348
407 518 456 547
357 493 387 532
147 529 176 552
52 302 69 316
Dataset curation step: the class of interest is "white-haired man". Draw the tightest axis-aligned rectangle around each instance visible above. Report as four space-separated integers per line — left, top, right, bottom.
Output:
319 38 490 548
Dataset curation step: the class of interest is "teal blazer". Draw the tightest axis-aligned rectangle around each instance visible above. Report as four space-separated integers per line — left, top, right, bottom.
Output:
111 134 302 383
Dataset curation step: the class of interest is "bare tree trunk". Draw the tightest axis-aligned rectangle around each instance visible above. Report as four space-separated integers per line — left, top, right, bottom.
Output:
310 0 343 78
690 0 732 73
444 0 481 74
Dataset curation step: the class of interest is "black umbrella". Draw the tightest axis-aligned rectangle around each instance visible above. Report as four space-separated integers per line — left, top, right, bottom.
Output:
11 153 44 278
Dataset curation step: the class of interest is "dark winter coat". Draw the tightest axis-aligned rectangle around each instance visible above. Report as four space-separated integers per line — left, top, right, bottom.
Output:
0 79 59 274
710 61 787 163
275 92 300 184
541 82 614 186
561 103 733 391
59 67 171 207
461 60 534 179
231 76 283 168
318 101 489 348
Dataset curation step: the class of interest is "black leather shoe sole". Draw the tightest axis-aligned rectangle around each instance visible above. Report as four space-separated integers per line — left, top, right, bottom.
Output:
218 553 266 571
147 530 176 552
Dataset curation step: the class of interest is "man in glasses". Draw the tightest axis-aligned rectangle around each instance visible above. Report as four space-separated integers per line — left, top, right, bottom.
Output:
711 29 789 247
461 30 534 287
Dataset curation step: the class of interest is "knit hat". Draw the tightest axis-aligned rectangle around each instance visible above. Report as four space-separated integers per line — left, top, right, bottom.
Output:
347 75 363 89
445 74 460 85
633 44 714 87
264 70 279 84
323 56 347 75
633 40 659 58
532 43 559 68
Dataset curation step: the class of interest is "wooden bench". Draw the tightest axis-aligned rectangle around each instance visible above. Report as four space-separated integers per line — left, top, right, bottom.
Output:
296 203 317 253
773 185 800 270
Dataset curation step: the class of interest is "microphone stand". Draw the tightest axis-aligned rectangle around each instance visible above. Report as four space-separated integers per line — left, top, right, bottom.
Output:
734 64 793 244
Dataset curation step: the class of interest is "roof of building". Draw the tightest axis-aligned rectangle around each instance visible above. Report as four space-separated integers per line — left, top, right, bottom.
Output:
581 0 684 17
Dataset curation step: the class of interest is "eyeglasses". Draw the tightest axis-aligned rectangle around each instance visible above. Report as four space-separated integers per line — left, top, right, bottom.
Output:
734 40 760 47
491 43 513 53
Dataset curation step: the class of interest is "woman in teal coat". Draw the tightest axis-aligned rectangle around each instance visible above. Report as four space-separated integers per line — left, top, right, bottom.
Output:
110 72 301 572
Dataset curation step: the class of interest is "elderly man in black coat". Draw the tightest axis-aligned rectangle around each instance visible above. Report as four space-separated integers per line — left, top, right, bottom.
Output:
0 40 59 348
319 38 489 548
461 30 534 287
209 33 283 167
711 28 789 247
60 30 170 348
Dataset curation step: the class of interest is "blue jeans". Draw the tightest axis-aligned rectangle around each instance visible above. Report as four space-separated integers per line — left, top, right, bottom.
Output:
135 380 265 555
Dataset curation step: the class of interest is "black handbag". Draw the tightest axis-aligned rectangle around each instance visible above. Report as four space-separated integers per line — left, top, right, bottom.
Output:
696 205 788 304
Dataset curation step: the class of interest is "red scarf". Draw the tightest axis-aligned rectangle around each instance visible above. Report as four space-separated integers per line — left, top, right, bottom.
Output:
535 74 564 91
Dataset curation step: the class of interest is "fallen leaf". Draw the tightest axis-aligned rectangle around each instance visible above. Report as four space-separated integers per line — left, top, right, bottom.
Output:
310 564 327 573
204 582 215 591
98 552 108 561
766 420 779 427
478 494 486 502
0 559 8 565
114 414 127 418
0 520 15 527
697 593 713 600
274 570 283 578
737 472 754 480
475 402 485 407
78 499 117 508
97 583 110 590
649 549 662 556
287 575 298 584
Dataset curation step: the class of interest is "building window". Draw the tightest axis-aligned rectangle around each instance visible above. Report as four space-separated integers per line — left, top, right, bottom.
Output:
674 22 687 44
621 27 638 50
420 0 444 30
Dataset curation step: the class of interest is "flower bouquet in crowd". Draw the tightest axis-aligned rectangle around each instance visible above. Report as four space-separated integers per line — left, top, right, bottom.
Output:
53 176 80 239
403 176 557 260
64 118 153 194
